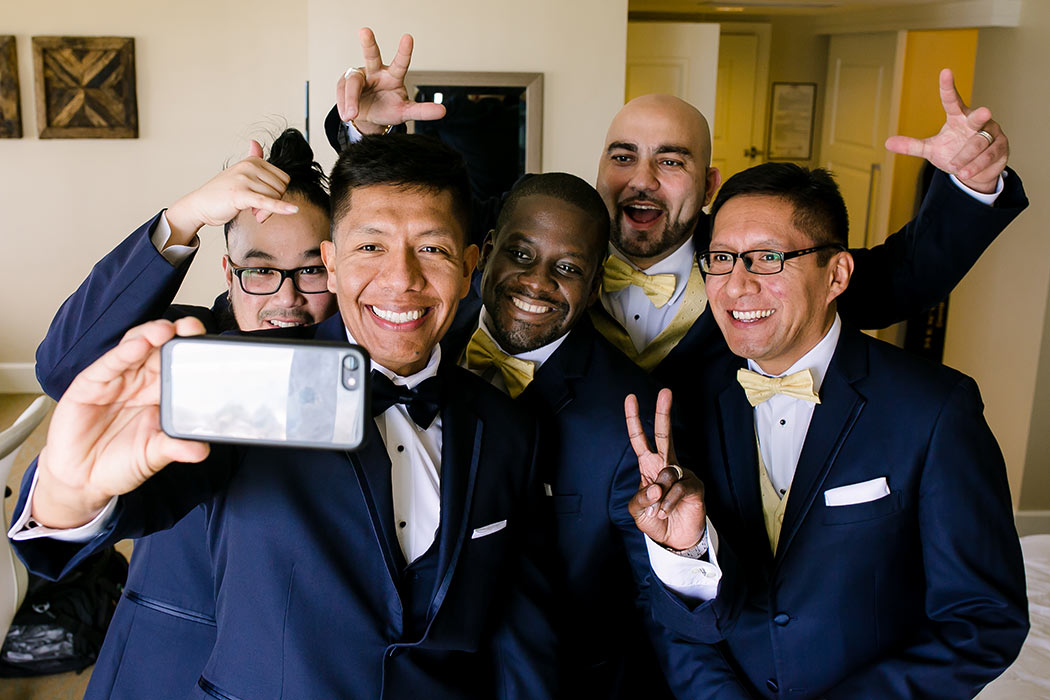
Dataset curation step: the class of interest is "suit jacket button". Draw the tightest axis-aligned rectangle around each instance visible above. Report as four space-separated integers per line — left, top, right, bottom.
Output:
766 678 779 692
773 612 790 626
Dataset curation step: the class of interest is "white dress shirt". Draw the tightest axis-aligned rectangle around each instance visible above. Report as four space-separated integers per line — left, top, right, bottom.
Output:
600 236 696 353
752 315 841 495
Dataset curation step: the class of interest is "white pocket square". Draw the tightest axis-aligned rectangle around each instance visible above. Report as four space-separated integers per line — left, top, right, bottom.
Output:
471 519 508 539
824 477 890 507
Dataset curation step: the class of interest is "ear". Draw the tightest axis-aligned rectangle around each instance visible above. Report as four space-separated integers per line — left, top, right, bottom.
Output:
321 240 338 293
702 166 723 208
586 254 606 307
477 230 495 273
825 250 854 303
221 254 234 288
460 243 480 299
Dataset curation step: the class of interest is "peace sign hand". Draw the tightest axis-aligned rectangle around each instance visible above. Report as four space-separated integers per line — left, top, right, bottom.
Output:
336 27 446 134
885 68 1008 194
625 388 707 551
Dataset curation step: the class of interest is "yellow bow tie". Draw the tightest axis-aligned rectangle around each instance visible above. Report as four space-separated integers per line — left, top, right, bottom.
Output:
602 255 677 308
464 328 536 399
736 368 821 407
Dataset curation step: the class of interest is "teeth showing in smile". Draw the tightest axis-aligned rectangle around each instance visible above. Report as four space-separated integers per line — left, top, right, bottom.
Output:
732 309 775 321
629 203 660 210
372 307 424 324
511 297 552 314
268 320 303 328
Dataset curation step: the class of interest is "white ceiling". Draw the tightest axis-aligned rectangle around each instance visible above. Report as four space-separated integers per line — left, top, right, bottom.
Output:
629 0 958 15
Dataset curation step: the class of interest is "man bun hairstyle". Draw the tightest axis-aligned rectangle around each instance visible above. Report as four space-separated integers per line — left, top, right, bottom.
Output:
495 172 611 268
329 134 474 243
710 162 849 259
225 128 329 240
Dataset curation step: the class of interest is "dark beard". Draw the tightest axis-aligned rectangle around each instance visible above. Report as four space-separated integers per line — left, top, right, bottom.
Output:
610 209 702 260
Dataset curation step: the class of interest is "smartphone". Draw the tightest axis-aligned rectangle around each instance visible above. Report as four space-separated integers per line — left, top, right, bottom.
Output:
160 335 369 451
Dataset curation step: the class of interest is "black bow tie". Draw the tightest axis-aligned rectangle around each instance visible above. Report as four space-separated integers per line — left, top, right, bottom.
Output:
370 371 442 429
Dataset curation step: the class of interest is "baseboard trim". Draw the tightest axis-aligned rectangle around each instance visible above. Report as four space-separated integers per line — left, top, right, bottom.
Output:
1016 510 1050 537
0 363 41 394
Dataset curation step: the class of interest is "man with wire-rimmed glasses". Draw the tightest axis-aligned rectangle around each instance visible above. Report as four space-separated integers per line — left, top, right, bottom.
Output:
625 162 1028 699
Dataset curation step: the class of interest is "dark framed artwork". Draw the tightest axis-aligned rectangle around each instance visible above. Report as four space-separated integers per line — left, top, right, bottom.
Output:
32 36 138 139
767 82 816 161
0 36 22 138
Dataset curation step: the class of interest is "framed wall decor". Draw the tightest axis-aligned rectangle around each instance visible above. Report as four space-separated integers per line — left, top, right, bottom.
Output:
767 82 816 161
32 36 138 139
0 36 22 139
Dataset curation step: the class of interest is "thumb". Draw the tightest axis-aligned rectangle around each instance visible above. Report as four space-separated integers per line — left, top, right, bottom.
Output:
247 139 264 159
885 135 925 158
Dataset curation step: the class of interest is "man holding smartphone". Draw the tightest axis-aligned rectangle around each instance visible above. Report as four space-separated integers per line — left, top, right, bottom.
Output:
26 128 339 700
11 135 556 699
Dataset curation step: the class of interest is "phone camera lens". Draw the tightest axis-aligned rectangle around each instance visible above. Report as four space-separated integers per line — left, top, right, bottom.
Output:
342 353 360 390
342 355 359 371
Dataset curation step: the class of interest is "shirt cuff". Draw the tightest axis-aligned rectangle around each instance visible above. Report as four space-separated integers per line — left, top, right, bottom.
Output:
949 173 1004 205
344 120 364 144
152 210 200 266
645 517 722 604
7 468 118 543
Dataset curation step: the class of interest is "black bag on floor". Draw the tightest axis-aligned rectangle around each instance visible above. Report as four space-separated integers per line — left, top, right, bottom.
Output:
0 546 128 676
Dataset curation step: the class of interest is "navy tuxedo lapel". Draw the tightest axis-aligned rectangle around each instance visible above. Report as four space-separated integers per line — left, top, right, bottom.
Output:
717 374 774 569
347 421 406 586
775 329 868 567
312 313 352 342
521 322 593 414
429 372 485 617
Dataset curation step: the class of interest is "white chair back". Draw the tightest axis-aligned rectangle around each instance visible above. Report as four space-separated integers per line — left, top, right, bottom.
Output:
1 395 54 642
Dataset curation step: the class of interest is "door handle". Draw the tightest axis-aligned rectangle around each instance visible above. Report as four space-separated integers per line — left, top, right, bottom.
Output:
743 146 764 159
863 163 881 247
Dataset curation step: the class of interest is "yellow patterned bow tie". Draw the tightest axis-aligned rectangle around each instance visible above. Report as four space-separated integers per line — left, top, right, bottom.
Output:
464 328 536 399
602 255 677 308
736 368 821 407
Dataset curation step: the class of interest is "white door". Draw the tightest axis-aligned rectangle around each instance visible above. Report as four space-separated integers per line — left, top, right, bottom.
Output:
712 33 760 184
626 22 720 127
820 32 901 249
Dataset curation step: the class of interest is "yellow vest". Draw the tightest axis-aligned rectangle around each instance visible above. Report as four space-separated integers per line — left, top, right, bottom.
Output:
757 435 791 554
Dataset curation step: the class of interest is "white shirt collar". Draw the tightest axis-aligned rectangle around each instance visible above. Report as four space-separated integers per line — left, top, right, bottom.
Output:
477 307 568 368
608 236 695 306
747 313 841 393
343 327 441 389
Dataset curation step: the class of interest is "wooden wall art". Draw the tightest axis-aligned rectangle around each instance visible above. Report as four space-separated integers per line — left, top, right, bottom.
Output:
32 36 137 139
0 36 22 138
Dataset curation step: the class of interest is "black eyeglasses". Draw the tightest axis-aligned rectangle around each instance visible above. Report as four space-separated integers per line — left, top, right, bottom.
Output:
699 244 845 275
226 259 330 295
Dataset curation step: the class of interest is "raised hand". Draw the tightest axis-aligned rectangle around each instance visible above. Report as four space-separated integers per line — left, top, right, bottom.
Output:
625 388 707 550
163 140 298 246
335 27 446 134
31 317 210 529
885 68 1008 194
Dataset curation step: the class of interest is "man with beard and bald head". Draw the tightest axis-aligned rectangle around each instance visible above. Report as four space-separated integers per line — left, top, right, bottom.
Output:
329 33 1027 403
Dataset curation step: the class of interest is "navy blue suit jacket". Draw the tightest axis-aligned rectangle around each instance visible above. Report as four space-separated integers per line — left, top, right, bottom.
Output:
648 326 1028 699
18 313 557 699
33 212 231 699
443 305 737 698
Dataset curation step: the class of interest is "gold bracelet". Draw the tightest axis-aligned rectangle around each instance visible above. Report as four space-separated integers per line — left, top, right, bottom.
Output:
349 118 393 136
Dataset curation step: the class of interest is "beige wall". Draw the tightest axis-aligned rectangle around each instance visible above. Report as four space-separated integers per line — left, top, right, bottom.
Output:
305 0 629 180
946 3 1050 509
1 0 309 375
1 0 629 388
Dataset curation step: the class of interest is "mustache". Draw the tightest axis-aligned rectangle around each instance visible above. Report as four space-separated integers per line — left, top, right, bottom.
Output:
257 308 316 324
617 193 667 210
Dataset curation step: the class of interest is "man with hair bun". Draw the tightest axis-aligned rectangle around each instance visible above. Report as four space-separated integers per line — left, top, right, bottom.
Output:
30 128 338 699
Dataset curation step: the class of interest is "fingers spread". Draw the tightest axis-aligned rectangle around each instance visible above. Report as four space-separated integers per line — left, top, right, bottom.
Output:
388 33 414 81
338 70 365 122
654 388 673 460
938 67 967 116
624 393 653 461
359 27 382 73
884 135 926 158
